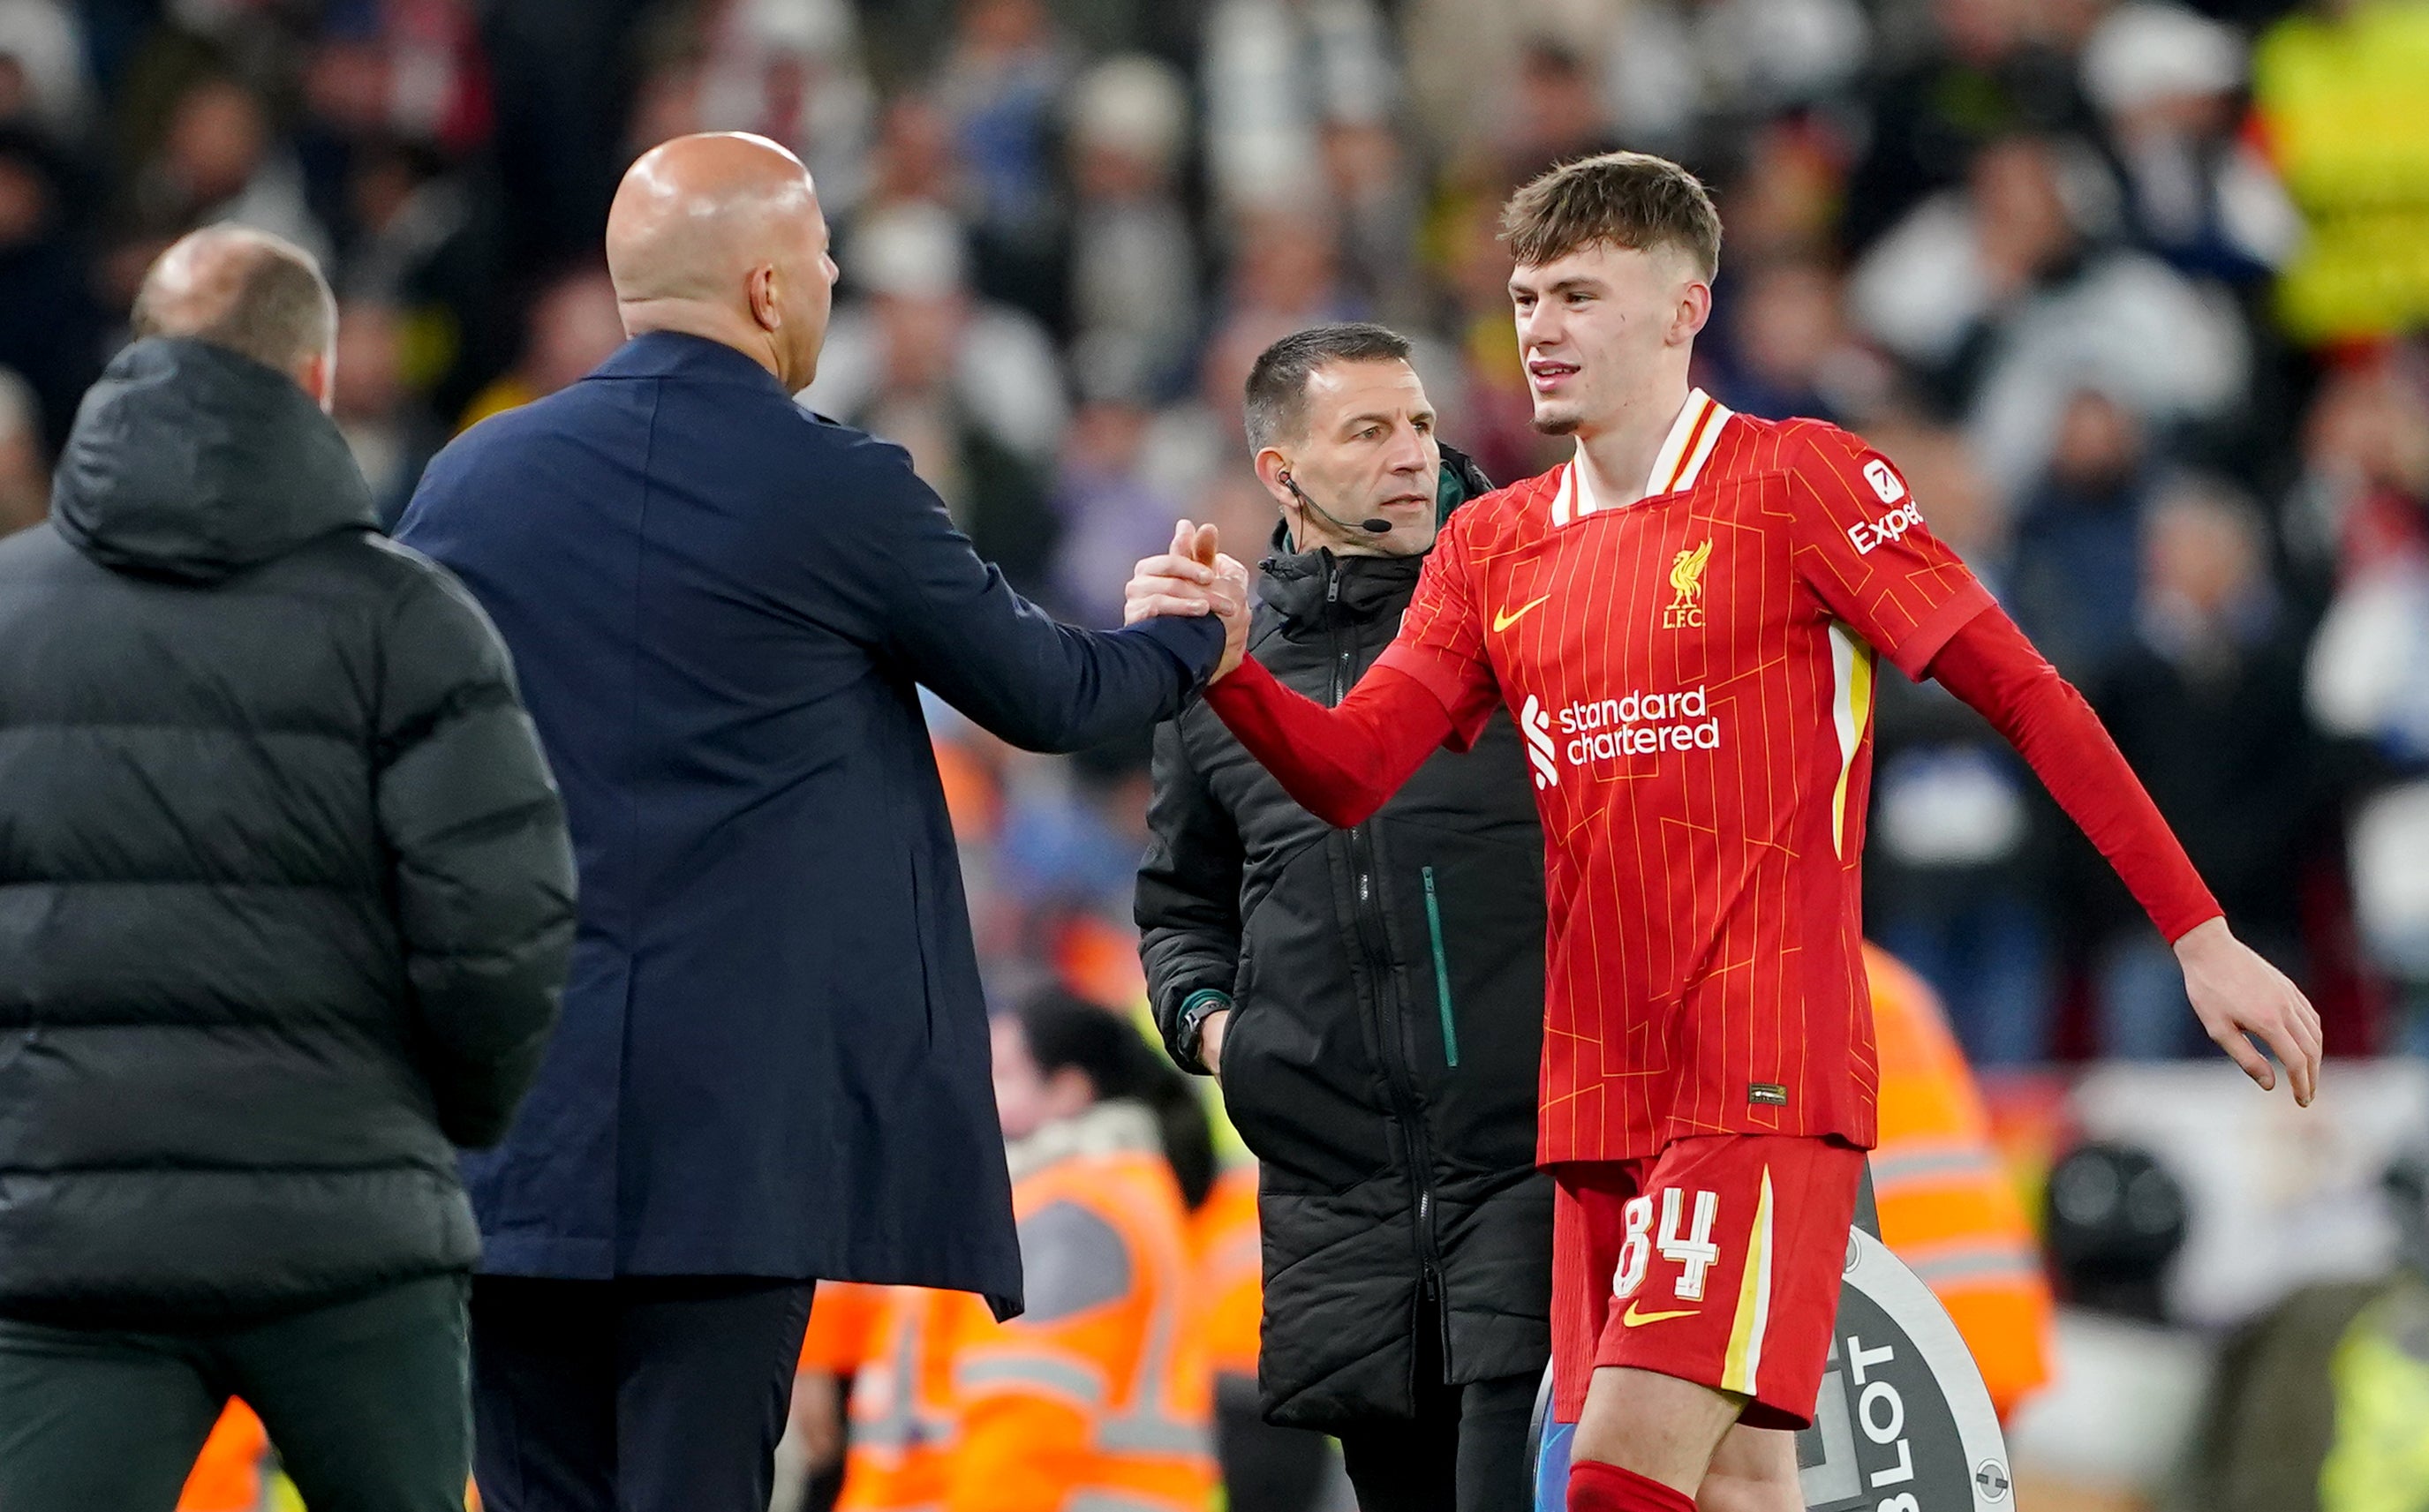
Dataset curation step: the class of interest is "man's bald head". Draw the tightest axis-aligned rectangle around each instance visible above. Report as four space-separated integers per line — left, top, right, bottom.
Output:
605 132 838 392
132 226 336 388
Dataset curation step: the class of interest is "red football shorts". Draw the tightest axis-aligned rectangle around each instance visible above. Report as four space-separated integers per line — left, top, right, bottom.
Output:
1550 1134 1864 1431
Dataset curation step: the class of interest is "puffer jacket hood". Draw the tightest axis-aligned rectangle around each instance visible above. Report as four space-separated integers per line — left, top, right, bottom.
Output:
52 336 373 583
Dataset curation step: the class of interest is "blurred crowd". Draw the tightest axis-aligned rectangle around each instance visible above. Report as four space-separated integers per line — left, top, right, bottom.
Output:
4 0 2429 1075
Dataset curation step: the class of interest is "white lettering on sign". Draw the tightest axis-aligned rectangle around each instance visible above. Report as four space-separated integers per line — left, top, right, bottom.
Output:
1844 1335 1920 1499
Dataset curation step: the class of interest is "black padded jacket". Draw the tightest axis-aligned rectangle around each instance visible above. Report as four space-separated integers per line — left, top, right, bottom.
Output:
1138 449 1551 1426
0 337 575 1323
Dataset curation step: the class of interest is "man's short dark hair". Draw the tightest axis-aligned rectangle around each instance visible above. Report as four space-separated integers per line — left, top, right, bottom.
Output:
1243 322 1414 452
1500 151 1722 280
132 229 335 374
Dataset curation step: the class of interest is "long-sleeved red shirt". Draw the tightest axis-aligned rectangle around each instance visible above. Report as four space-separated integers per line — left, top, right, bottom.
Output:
1208 606 2219 940
1203 400 2218 1162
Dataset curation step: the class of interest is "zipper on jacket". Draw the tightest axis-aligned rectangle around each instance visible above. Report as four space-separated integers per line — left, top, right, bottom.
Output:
1422 867 1459 1069
1325 557 1450 1359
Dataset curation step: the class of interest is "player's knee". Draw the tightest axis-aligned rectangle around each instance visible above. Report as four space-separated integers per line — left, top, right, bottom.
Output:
1695 1426 1801 1512
1693 1469 1804 1512
1570 1368 1740 1483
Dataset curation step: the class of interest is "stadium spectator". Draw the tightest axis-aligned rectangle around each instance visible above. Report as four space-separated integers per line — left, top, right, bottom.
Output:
685 0 877 223
2081 3 2300 288
934 0 1076 324
0 223 572 1511
804 199 1067 592
454 261 624 429
1853 132 2250 495
0 363 49 537
129 76 332 266
0 128 105 454
1201 0 1396 214
2008 385 2158 684
2086 478 2320 1057
1841 0 2096 252
0 0 91 147
1065 54 1197 393
1051 381 1193 627
330 296 443 527
1701 256 1888 425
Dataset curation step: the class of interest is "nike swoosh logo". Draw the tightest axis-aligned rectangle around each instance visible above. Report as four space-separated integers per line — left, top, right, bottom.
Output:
1493 594 1553 633
1621 1301 1701 1327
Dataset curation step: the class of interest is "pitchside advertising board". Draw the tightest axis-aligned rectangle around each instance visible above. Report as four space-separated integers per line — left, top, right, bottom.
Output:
1532 1230 2012 1511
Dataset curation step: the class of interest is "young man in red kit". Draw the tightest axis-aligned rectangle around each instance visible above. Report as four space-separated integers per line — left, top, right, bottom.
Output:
1125 151 2322 1512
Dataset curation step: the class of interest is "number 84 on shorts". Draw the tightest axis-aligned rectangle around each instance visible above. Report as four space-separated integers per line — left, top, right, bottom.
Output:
1550 1134 1867 1431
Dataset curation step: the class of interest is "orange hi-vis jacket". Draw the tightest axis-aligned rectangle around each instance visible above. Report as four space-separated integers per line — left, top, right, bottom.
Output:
804 1280 893 1376
1864 944 2056 1420
841 1284 963 1511
842 1102 1217 1512
177 1401 266 1512
1193 1160 1262 1382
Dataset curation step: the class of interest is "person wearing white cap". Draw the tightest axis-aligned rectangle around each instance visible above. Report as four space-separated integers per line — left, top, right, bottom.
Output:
2081 2 2302 282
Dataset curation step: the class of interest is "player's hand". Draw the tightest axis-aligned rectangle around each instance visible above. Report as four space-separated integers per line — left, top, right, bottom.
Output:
1209 551 1250 681
2175 916 2322 1106
1125 519 1233 625
1198 1008 1230 1079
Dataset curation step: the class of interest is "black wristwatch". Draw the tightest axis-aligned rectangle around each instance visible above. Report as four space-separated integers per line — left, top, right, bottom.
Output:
1174 988 1233 1074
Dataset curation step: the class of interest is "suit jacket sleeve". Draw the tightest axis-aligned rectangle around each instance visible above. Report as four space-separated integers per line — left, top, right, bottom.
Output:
373 554 577 1147
1136 714 1246 1075
846 440 1224 751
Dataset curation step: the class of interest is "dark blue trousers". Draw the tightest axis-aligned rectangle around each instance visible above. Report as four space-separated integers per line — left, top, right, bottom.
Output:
469 1275 816 1512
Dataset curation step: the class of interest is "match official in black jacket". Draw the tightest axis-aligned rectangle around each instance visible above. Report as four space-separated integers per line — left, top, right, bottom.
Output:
0 227 574 1512
1137 325 1552 1512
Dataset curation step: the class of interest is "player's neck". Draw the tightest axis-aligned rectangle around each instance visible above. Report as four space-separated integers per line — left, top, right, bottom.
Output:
1573 380 1694 510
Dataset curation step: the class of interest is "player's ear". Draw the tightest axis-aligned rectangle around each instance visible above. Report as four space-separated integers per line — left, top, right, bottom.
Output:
1671 276 1713 347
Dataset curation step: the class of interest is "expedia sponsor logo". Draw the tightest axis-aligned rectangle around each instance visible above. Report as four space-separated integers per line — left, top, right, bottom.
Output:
1556 688 1723 764
1847 503 1924 556
1520 695 1559 789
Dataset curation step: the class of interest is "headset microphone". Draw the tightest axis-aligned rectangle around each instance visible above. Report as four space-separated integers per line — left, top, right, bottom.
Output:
1281 472 1393 538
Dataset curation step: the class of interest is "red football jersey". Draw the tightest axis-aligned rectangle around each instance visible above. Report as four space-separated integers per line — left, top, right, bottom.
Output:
1376 389 1992 1164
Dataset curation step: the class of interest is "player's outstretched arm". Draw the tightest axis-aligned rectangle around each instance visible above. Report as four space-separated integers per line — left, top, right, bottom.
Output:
1928 605 2323 1105
1123 521 1455 828
1202 658 1452 828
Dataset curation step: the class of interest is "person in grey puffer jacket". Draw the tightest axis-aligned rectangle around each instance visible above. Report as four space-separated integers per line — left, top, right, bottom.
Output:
0 226 574 1512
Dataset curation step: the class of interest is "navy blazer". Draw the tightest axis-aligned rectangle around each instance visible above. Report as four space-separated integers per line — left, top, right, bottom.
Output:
396 332 1218 1317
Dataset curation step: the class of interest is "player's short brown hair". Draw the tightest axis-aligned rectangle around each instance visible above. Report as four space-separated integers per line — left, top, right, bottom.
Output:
1500 151 1721 281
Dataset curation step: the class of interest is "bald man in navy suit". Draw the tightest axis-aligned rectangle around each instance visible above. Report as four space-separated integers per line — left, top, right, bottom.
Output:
397 132 1237 1512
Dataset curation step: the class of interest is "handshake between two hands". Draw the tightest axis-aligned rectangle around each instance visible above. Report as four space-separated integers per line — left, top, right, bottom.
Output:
1125 520 1253 682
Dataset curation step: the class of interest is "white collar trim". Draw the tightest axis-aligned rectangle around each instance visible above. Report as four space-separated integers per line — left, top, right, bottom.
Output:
1550 388 1732 527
